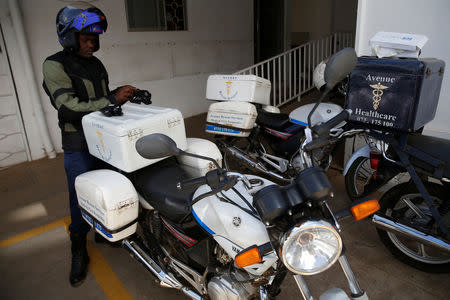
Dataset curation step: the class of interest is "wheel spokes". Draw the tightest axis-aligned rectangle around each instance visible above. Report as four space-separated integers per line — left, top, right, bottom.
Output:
416 243 428 258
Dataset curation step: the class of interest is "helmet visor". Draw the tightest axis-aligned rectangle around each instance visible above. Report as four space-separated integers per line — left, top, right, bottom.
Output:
72 10 106 32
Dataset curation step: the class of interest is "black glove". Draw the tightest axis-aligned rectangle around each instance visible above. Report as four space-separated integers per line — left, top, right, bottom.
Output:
130 90 152 105
100 104 123 117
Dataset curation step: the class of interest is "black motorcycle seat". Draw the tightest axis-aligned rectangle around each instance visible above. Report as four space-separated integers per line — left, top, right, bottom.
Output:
407 134 450 178
132 158 195 223
256 110 290 130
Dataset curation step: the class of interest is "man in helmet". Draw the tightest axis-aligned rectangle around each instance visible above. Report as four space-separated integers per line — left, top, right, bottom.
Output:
42 3 137 287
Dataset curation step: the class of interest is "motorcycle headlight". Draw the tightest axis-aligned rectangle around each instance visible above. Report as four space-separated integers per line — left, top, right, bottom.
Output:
281 220 342 275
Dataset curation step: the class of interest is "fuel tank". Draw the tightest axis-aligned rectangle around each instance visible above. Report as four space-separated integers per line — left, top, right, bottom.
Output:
192 174 278 275
289 102 344 128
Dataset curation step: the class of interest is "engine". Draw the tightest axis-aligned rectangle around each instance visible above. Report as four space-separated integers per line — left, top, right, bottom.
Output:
292 146 334 173
207 272 257 300
215 244 233 265
209 245 256 300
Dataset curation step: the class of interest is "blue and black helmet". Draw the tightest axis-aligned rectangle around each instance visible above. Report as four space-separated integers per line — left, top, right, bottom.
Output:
56 2 108 52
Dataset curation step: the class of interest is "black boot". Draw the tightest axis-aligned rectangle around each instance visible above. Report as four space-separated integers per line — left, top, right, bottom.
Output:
69 233 90 287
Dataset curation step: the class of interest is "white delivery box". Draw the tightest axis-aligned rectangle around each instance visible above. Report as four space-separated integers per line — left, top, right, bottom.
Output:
370 31 428 58
206 101 257 137
82 103 187 173
206 75 271 105
75 169 138 242
178 138 223 177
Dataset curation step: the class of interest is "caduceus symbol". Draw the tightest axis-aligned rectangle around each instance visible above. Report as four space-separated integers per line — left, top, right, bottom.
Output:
95 131 112 161
225 81 232 96
370 82 389 110
96 131 105 154
219 81 238 100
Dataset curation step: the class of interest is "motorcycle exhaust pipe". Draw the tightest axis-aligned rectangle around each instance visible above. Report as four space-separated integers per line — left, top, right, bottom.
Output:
122 239 202 300
372 214 450 253
224 146 290 182
122 239 182 288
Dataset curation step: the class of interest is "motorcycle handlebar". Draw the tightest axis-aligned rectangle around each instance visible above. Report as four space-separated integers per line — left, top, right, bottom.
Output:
177 176 207 190
304 138 333 152
312 109 351 138
303 128 364 152
177 169 229 191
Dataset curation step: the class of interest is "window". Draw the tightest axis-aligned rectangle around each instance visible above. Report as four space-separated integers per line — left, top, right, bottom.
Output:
125 0 187 31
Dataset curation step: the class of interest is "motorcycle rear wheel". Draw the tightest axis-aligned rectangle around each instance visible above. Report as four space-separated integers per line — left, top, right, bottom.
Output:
377 181 450 273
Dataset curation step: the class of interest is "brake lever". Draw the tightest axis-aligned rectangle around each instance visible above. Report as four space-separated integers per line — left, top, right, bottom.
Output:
329 127 344 137
226 172 252 189
301 127 313 150
336 128 366 140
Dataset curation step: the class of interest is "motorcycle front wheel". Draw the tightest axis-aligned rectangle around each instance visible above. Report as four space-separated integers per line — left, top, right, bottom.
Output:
344 156 375 201
377 181 450 273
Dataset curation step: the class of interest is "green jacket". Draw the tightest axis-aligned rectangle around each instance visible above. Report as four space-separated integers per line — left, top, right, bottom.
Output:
43 50 117 150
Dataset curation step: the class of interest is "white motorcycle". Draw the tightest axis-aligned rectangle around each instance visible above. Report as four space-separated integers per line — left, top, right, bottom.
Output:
75 48 377 299
204 55 352 184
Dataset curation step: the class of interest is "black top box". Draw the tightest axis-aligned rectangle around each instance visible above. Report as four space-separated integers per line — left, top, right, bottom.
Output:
345 57 445 132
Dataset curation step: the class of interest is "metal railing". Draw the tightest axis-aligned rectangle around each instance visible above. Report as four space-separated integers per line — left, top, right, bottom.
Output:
234 32 354 107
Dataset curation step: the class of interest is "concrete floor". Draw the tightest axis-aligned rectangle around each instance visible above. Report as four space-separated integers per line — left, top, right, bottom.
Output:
1 94 449 299
2 155 449 300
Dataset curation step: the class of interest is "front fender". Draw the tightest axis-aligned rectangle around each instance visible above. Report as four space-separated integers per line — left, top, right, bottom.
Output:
343 145 371 175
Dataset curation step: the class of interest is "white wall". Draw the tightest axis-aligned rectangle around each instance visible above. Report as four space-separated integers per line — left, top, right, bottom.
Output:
355 0 450 139
0 18 30 168
0 2 48 162
291 0 333 41
2 0 253 155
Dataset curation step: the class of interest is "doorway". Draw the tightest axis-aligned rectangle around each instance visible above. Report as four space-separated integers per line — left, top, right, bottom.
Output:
254 0 287 63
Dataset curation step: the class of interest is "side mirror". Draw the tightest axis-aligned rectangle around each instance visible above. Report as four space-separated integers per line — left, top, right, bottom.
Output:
307 48 357 128
324 48 357 90
135 133 181 159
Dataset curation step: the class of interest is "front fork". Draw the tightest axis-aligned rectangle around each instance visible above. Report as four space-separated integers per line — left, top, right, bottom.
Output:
293 254 366 300
338 255 365 297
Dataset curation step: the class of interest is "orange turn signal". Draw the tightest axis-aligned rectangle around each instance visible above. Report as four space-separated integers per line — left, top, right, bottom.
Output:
235 247 262 268
350 199 380 221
